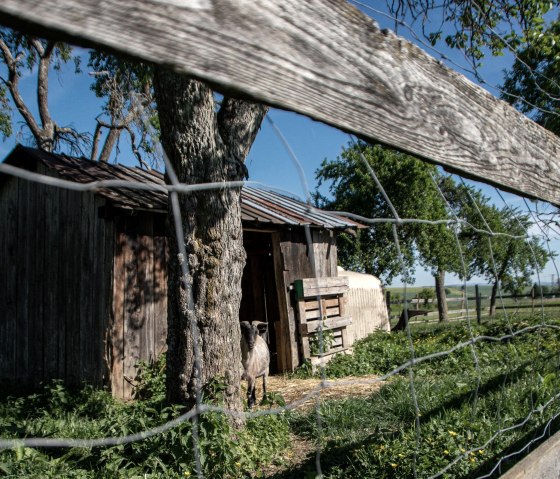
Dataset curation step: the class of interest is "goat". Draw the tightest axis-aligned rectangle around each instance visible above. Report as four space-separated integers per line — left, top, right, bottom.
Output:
240 321 270 408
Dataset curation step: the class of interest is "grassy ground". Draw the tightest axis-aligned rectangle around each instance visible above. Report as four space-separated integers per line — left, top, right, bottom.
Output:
1 312 560 478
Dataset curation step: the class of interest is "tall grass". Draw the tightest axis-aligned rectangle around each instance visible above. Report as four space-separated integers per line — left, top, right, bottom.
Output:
1 314 559 478
0 358 291 478
279 313 560 478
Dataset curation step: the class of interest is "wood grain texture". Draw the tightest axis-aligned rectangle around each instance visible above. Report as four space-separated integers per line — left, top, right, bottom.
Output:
299 316 351 334
296 276 349 299
1 0 559 203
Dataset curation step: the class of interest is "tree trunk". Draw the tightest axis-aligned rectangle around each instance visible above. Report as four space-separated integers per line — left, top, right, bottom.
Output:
435 269 448 322
97 127 121 162
489 281 498 317
153 69 267 413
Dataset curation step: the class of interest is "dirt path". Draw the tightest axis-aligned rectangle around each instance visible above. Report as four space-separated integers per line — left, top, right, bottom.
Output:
256 374 383 476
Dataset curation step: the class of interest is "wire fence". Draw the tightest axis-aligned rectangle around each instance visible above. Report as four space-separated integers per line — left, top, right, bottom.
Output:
1 120 559 478
1 3 560 479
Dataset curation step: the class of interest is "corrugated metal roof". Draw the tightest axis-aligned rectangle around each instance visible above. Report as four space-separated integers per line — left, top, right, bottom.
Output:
4 145 362 230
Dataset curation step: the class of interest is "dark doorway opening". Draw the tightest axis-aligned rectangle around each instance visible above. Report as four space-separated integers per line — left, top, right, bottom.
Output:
240 231 280 374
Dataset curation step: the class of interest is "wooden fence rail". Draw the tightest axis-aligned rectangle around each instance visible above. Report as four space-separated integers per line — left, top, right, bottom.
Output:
1 0 560 205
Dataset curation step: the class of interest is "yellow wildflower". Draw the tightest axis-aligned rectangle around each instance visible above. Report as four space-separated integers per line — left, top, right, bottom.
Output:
391 463 398 468
448 430 458 437
444 450 449 455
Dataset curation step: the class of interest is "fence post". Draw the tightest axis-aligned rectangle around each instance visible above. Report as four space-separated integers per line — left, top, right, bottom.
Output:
475 284 482 324
386 291 391 314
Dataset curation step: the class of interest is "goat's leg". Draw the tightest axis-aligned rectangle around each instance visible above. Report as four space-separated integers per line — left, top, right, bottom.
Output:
247 377 256 408
262 373 268 402
251 383 257 407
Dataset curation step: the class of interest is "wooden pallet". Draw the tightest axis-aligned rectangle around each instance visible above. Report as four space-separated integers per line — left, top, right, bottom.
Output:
294 277 352 361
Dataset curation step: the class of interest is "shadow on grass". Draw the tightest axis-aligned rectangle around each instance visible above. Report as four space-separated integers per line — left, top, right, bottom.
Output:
464 414 560 478
269 354 559 479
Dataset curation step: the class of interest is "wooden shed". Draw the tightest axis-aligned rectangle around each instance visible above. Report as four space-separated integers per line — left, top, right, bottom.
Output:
0 145 365 398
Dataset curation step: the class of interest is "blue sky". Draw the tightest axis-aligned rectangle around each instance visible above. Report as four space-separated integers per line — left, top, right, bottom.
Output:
1 3 559 288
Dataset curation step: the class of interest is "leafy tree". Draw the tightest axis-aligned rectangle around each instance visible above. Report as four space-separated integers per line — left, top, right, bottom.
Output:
315 143 432 283
418 288 436 308
503 273 531 298
315 142 464 322
501 18 560 134
386 1 556 69
463 205 550 315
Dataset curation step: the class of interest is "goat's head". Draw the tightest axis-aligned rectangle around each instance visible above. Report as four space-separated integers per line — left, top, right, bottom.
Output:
240 321 267 350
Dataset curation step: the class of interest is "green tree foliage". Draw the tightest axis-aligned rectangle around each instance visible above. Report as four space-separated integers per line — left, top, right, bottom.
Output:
315 142 550 321
418 287 436 307
461 203 550 314
315 142 467 322
501 19 560 135
315 143 446 284
387 1 556 67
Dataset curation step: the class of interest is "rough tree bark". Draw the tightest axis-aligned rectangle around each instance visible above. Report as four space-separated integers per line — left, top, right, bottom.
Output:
435 269 449 322
153 69 268 412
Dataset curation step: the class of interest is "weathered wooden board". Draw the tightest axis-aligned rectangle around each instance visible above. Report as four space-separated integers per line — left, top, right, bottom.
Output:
305 306 341 320
299 316 352 334
153 235 168 358
0 176 18 382
15 177 30 385
1 0 559 204
294 277 349 300
42 173 60 382
111 229 127 399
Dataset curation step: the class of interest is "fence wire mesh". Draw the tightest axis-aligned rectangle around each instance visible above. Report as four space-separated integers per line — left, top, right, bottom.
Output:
1 116 559 479
1 3 560 478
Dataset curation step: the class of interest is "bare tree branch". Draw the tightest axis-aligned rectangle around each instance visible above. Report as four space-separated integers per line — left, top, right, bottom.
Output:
35 40 56 143
0 37 42 143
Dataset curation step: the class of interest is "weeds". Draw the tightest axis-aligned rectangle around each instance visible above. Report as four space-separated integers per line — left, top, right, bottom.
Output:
281 313 560 478
1 314 559 478
0 360 290 478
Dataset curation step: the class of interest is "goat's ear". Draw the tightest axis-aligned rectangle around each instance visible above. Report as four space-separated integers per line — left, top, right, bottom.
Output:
253 321 268 331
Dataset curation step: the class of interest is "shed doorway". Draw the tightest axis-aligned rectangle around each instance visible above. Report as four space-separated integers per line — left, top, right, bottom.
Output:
240 231 280 374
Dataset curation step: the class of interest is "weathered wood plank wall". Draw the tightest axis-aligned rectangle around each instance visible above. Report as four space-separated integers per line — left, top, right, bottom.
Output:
1 0 559 205
0 165 115 391
110 214 168 400
0 174 18 387
277 228 338 368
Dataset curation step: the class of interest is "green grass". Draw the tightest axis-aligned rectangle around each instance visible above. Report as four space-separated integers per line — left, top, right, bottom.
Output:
1 314 560 478
0 360 291 478
280 313 560 478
